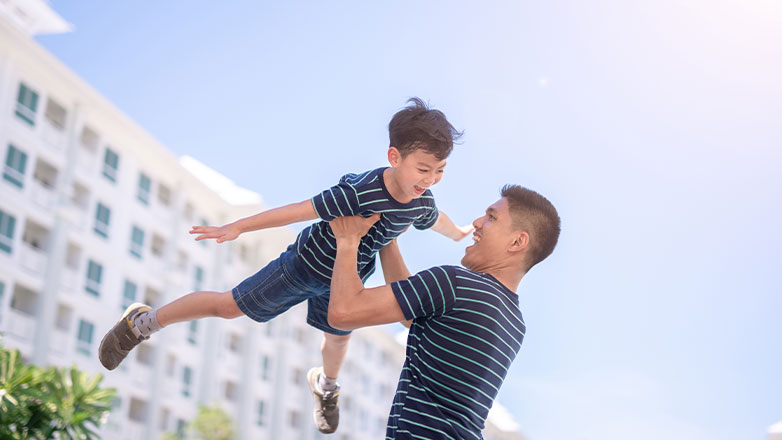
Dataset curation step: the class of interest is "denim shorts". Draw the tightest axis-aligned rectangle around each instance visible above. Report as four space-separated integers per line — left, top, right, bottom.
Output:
232 245 351 336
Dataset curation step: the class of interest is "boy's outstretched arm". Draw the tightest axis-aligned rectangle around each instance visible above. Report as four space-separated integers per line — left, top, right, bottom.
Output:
431 211 473 241
379 239 413 328
190 199 318 243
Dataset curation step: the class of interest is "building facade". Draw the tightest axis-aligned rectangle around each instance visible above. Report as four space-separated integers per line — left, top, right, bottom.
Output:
0 1 526 439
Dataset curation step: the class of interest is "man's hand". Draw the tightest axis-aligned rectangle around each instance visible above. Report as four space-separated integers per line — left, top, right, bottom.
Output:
190 224 241 243
329 214 381 244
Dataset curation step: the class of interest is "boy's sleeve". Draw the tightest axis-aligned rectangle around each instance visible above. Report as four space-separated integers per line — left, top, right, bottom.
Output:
311 175 361 221
391 266 456 320
412 192 439 230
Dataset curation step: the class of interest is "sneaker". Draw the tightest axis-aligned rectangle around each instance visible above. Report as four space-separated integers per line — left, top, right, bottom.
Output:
307 366 340 434
98 303 151 370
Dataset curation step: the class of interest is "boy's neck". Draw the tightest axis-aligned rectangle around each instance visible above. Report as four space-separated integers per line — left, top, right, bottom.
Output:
383 168 414 204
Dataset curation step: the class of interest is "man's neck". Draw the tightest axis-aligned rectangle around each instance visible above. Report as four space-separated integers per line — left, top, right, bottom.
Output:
474 263 525 293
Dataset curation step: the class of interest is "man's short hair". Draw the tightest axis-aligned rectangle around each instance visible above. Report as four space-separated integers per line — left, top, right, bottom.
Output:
501 184 561 270
388 97 463 161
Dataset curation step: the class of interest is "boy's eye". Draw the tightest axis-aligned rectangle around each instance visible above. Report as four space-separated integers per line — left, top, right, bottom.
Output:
418 169 429 173
436 169 444 174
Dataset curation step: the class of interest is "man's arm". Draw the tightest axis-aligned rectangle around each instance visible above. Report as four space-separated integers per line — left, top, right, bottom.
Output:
190 199 317 243
431 210 473 241
378 239 413 328
328 214 407 331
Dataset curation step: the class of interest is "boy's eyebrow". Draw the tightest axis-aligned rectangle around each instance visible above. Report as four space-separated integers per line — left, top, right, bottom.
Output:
417 161 447 168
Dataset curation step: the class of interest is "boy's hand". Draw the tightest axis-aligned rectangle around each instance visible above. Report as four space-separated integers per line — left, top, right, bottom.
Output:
451 224 474 241
189 224 241 243
330 214 381 244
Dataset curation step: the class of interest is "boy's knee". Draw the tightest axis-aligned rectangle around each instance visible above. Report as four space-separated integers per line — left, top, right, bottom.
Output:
217 291 243 319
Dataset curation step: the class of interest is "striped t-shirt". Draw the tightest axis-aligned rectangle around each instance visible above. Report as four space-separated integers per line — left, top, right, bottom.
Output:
388 265 525 440
294 167 439 284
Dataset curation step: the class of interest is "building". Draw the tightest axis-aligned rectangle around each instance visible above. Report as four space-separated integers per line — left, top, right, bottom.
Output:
0 1 527 439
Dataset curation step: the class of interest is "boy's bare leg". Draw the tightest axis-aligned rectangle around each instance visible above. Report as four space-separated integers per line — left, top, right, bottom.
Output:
322 332 350 380
307 332 350 433
156 290 242 326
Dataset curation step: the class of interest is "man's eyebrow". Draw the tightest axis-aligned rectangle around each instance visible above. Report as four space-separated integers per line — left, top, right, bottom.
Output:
486 207 496 214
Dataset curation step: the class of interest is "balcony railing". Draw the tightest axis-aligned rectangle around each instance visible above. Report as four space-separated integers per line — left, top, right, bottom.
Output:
19 243 47 276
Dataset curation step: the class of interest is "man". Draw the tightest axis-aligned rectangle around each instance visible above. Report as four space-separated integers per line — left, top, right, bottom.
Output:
328 184 560 439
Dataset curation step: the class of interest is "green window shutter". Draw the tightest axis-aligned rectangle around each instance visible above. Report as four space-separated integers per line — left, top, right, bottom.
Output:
85 260 102 296
122 280 137 309
130 226 144 258
3 145 27 188
94 203 111 238
103 148 119 182
187 320 198 344
193 266 204 290
182 366 192 397
77 319 95 355
0 210 15 254
14 83 38 126
137 173 151 204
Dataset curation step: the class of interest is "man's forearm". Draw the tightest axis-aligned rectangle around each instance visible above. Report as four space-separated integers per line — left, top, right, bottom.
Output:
233 200 317 233
329 239 365 318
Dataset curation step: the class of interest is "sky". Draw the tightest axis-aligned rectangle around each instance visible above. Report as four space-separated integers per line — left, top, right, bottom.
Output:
38 1 782 439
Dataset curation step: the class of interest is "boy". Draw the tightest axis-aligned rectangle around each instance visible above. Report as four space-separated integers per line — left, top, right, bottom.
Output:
98 97 470 434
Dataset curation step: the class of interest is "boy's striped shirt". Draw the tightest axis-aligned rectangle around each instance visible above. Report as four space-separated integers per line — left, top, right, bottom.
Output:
388 265 525 440
294 167 439 284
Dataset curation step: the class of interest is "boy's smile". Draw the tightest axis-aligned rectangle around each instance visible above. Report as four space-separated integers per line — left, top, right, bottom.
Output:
385 148 447 203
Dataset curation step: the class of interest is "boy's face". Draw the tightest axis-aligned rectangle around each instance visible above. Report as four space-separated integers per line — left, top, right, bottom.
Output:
388 147 447 200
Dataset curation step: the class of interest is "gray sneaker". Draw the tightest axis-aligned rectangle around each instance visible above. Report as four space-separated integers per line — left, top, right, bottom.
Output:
307 366 340 434
98 303 151 370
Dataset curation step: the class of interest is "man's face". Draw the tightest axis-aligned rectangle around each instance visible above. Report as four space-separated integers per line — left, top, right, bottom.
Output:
461 198 515 270
390 149 447 200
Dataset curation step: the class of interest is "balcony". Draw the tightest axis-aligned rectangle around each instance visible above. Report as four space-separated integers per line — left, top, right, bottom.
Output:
42 98 67 150
49 328 71 356
30 179 57 211
3 309 35 341
19 242 47 276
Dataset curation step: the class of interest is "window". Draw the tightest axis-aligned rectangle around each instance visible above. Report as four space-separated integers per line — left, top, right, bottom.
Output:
0 210 16 254
224 380 237 401
187 321 198 344
130 226 144 258
3 144 27 188
14 83 38 126
137 344 154 366
151 233 165 258
260 355 271 381
227 333 241 353
44 98 67 130
85 260 102 296
0 282 5 324
193 266 203 290
122 280 137 310
128 397 147 423
289 410 301 428
256 400 266 427
76 319 94 355
157 183 172 206
93 203 110 238
137 173 151 204
102 148 119 182
166 354 176 377
182 366 193 397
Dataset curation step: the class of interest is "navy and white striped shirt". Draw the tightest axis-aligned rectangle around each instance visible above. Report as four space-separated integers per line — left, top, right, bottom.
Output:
294 167 439 284
388 265 525 440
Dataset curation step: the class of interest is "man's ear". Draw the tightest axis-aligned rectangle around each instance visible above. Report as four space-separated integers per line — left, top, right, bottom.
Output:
509 231 529 253
388 147 402 167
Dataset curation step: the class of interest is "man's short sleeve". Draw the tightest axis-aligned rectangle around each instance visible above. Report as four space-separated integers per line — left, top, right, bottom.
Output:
412 191 439 230
311 176 360 221
391 266 456 321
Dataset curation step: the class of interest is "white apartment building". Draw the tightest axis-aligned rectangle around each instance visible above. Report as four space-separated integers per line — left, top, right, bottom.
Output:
0 1 526 439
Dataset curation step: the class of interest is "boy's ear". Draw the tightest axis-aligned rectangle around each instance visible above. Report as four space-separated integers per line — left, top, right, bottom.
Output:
388 147 402 167
509 231 529 253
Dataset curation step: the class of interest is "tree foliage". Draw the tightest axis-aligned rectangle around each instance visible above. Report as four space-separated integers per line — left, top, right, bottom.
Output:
162 404 237 440
0 342 116 440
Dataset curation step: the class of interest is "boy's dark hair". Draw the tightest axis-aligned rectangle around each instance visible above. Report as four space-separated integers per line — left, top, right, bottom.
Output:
388 97 463 160
501 184 561 271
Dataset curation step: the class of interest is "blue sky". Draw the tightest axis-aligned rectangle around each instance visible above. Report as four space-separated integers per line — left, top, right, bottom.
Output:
39 1 782 438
